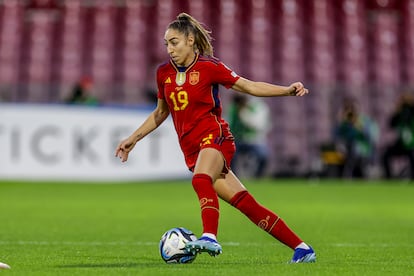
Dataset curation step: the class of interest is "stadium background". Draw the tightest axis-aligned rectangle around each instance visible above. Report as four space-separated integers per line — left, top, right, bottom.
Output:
0 0 412 179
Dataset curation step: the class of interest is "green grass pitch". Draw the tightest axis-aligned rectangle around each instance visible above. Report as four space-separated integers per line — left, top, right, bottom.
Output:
1 178 413 275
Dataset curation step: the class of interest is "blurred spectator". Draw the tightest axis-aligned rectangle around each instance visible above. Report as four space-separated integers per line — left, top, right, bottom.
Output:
65 76 99 106
381 92 414 179
227 94 270 178
333 98 379 178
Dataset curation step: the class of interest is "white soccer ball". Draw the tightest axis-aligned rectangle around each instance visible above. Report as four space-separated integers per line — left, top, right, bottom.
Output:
159 227 197 264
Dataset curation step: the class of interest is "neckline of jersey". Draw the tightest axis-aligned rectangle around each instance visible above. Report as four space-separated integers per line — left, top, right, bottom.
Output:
170 53 199 73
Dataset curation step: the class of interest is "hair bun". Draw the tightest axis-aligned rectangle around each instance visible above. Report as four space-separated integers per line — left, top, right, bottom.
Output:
177 12 190 21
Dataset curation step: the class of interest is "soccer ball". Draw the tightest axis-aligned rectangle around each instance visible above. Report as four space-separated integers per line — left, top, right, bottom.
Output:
159 227 197 264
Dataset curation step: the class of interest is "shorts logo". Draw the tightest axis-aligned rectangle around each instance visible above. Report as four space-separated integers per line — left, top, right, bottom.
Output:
201 134 213 146
189 71 200 85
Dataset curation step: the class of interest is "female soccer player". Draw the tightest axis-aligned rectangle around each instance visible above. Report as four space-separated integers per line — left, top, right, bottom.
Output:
115 13 316 263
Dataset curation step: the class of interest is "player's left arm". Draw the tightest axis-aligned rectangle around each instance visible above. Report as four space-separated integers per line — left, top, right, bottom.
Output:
231 77 309 97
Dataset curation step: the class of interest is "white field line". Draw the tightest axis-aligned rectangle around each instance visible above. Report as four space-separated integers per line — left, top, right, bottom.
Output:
0 241 408 247
0 241 241 246
332 243 410 247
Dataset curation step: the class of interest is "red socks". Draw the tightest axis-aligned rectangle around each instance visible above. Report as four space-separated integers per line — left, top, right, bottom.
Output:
191 174 302 249
192 174 219 236
230 190 302 249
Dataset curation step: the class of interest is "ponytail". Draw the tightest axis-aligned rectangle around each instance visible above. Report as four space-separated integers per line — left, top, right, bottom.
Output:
168 12 214 56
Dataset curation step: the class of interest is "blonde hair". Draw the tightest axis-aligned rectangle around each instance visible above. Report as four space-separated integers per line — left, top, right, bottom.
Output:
168 12 214 56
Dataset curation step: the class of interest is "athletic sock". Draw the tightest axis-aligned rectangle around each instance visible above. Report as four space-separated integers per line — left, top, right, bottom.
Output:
192 173 220 236
295 242 310 250
230 190 302 249
201 233 217 241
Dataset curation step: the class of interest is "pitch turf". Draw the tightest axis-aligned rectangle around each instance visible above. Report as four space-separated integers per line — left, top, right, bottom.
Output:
0 178 413 275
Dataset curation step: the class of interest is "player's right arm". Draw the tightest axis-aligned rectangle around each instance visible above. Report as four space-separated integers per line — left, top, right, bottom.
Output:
115 98 170 162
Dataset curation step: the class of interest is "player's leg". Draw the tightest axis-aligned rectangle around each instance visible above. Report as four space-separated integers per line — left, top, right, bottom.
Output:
215 171 303 248
215 171 316 263
185 147 224 256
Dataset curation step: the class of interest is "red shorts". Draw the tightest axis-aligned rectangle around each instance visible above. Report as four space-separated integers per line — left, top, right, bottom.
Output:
181 130 236 173
185 138 236 173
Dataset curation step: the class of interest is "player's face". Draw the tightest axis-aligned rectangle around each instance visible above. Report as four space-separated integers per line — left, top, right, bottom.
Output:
164 28 195 67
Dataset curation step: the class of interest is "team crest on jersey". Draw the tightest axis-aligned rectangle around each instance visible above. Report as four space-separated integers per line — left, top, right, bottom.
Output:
165 77 171 84
189 71 200 85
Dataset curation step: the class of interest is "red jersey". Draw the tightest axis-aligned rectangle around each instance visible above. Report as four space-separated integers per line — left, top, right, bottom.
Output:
157 54 240 160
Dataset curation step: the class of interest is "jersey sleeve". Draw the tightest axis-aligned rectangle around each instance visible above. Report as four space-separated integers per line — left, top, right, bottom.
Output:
211 61 240 89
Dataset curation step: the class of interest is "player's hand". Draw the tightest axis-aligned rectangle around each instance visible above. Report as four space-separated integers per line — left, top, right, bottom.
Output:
289 82 309 96
115 138 136 162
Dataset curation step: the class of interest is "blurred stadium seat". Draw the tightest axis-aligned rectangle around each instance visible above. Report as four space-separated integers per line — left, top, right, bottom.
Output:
0 0 23 101
401 0 414 83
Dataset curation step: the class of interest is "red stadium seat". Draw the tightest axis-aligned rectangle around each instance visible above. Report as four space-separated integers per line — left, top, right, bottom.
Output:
278 0 305 83
370 12 400 86
0 1 23 88
400 0 414 83
23 10 59 102
246 0 273 82
58 0 83 101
